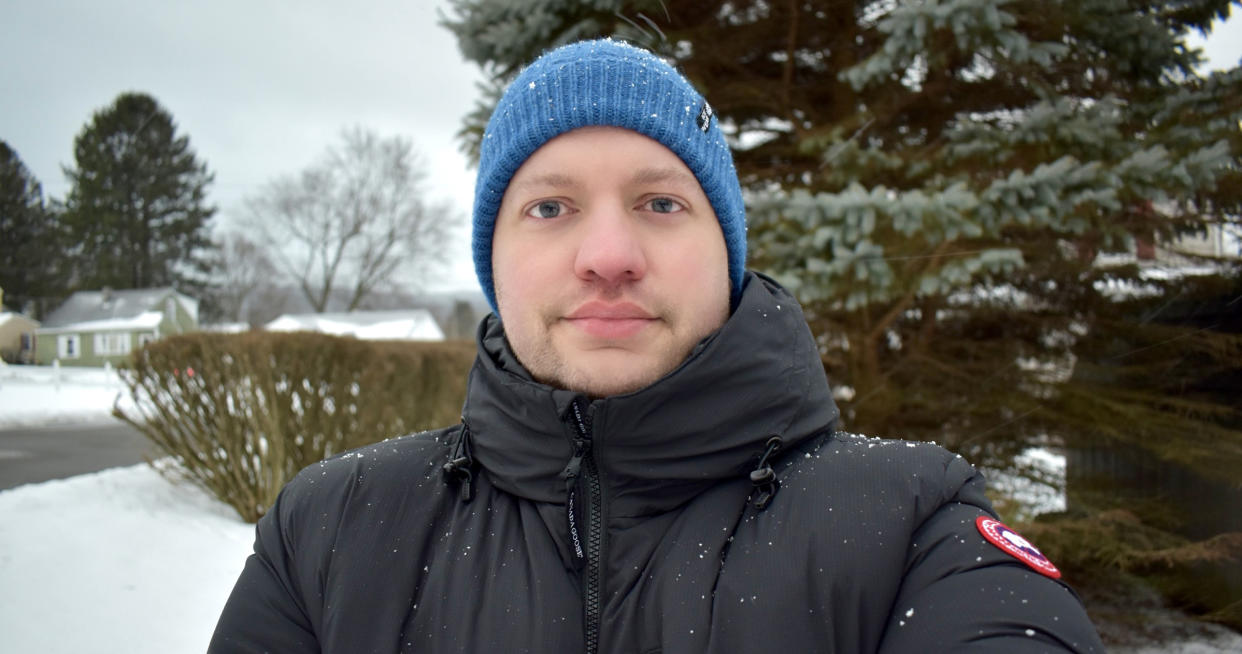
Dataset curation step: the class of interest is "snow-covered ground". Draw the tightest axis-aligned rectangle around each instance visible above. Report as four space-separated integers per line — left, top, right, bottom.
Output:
0 464 253 653
0 362 135 428
0 364 253 652
1 364 1239 652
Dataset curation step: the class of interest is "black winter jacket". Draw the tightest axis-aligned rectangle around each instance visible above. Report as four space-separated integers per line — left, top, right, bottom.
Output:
210 273 1103 653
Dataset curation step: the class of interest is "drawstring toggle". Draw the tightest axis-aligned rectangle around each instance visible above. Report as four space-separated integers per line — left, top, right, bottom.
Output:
750 436 783 510
442 425 476 503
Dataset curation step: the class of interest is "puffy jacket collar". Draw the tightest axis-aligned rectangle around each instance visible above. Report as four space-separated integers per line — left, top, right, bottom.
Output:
462 272 839 517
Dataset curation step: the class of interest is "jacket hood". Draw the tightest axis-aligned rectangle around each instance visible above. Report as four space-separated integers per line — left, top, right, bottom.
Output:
462 272 839 517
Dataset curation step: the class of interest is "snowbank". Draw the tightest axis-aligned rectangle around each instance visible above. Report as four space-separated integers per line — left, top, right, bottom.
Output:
0 464 253 653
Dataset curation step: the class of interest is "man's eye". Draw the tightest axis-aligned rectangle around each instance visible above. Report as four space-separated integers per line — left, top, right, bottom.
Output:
526 200 566 219
644 197 683 214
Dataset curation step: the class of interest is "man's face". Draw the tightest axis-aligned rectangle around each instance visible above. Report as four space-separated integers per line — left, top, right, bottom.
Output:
492 126 731 397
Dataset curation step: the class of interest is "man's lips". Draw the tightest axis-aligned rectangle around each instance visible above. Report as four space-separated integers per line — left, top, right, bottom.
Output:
563 302 656 339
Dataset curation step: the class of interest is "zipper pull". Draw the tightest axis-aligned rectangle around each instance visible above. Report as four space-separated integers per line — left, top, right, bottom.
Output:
564 438 587 481
562 398 593 568
563 437 589 566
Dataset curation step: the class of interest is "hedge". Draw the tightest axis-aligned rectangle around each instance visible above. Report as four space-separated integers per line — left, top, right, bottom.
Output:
114 331 475 522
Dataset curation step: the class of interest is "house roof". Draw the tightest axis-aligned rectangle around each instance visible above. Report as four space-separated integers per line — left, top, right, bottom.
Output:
37 311 164 334
0 312 40 329
265 310 445 341
41 287 199 328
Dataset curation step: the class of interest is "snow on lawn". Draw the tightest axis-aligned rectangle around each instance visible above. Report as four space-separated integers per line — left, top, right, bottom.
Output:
0 463 254 653
982 446 1068 521
0 363 135 428
1 364 253 652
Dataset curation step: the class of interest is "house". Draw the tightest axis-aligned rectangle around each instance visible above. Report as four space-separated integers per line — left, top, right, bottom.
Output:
264 310 445 341
0 311 40 364
34 287 199 366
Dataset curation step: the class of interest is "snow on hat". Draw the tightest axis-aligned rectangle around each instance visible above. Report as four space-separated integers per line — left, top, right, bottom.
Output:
471 38 747 313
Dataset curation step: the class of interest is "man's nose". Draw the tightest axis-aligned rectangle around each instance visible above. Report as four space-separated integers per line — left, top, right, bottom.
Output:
573 206 647 286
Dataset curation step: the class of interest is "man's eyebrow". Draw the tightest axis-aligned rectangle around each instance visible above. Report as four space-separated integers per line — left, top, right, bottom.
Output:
630 167 699 189
511 173 581 192
511 168 699 192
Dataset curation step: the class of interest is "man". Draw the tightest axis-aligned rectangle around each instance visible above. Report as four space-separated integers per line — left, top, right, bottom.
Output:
210 39 1104 653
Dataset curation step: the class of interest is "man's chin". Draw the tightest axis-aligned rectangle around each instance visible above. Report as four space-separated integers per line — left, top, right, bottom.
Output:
515 333 689 398
547 360 668 399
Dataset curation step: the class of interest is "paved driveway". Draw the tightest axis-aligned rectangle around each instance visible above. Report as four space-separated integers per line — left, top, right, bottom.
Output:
0 421 155 491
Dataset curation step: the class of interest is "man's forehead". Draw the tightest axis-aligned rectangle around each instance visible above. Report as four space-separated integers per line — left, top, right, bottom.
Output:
508 127 698 185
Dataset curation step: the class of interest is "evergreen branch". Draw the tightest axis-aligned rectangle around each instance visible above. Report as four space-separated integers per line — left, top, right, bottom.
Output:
1104 322 1222 362
868 239 953 340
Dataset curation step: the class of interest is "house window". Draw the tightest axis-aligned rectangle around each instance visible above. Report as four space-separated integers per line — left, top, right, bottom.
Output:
94 332 132 356
58 334 81 359
137 332 157 348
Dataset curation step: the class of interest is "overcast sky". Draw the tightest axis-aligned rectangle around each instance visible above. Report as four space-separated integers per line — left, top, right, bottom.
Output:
2 2 1239 293
2 0 483 291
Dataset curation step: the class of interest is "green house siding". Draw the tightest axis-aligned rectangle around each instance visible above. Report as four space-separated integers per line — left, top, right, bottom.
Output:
35 293 199 366
35 331 88 366
35 329 155 366
34 333 61 365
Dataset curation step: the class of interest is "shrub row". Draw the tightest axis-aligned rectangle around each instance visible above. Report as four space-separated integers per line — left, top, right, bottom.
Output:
115 331 475 522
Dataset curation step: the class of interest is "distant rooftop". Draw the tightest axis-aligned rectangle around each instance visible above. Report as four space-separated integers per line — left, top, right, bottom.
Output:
265 310 445 341
37 312 164 334
42 288 198 328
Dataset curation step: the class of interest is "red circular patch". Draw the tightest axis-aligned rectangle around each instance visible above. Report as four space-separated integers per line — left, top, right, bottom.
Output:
975 516 1061 579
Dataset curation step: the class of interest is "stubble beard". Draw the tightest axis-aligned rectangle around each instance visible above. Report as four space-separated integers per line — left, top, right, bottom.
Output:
495 277 730 398
512 326 687 398
497 292 692 398
504 305 691 398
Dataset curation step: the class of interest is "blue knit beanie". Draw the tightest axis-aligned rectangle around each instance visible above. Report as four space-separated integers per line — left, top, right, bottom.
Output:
472 38 747 313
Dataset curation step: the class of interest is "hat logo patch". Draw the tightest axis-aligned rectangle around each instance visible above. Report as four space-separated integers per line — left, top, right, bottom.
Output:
697 101 713 132
976 516 1061 579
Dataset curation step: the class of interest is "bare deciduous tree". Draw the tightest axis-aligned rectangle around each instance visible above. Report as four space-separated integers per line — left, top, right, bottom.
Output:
207 232 282 326
247 127 454 313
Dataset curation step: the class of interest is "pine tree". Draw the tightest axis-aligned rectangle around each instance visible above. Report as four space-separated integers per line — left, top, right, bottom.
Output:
62 92 216 291
0 140 62 316
445 0 1242 625
445 0 1240 450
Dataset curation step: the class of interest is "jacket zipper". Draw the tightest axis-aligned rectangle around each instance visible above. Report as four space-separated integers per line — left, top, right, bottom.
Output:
564 400 603 654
